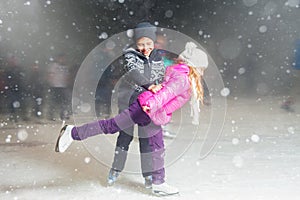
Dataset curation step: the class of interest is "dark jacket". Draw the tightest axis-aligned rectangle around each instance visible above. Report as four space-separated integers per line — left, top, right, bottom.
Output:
117 48 165 110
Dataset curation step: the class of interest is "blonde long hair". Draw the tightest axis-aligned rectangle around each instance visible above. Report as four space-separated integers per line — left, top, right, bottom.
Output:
188 66 204 104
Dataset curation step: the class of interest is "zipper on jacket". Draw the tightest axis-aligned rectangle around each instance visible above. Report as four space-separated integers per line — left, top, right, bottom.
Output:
145 57 151 83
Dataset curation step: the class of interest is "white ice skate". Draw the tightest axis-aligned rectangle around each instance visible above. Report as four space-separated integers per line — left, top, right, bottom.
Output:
55 125 74 153
191 119 199 125
163 130 176 139
144 175 152 189
107 168 120 186
152 182 179 196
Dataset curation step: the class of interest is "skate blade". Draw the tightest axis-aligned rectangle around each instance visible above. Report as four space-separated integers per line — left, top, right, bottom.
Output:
145 185 152 189
107 179 116 187
152 190 179 197
61 120 66 128
54 124 68 152
163 131 176 139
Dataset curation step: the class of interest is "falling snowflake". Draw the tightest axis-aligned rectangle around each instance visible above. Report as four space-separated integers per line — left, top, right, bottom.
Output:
259 25 268 33
84 157 91 164
99 32 108 39
165 10 173 18
105 40 116 50
232 155 244 168
5 135 12 143
220 87 230 97
238 67 246 75
287 126 295 134
126 29 134 38
17 129 28 141
24 1 31 6
251 134 260 143
13 101 20 108
80 103 91 113
286 0 300 7
232 138 240 145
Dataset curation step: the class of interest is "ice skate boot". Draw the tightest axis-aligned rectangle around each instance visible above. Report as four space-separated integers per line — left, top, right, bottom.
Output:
107 168 120 186
144 175 152 189
163 130 176 139
152 182 179 196
55 125 74 153
192 119 199 125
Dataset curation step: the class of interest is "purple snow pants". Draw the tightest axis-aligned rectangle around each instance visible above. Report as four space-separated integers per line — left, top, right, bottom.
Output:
71 100 165 184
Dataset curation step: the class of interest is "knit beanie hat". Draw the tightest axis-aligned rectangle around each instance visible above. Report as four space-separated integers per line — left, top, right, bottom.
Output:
179 42 208 68
134 22 157 42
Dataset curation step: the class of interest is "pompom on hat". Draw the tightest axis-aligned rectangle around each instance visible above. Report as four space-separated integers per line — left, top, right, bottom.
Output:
178 42 208 68
134 22 157 42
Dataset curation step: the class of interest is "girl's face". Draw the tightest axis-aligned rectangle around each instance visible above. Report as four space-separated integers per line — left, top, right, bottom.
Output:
136 37 154 57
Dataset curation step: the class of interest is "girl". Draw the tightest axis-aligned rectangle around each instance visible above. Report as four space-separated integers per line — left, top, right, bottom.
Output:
178 42 208 125
55 59 204 196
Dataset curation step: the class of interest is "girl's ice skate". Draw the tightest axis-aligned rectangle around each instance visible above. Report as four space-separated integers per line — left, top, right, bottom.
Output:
55 125 74 153
152 182 179 196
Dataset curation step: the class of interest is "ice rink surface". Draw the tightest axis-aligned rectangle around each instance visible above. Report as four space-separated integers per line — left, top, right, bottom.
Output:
1 95 299 200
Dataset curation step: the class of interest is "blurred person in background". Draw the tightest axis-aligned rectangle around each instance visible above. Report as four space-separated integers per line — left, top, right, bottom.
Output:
0 60 6 114
46 53 71 121
27 62 46 121
3 54 29 122
155 31 176 68
95 61 122 119
280 39 300 112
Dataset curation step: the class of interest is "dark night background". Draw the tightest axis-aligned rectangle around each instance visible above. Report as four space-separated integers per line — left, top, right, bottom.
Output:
0 0 299 97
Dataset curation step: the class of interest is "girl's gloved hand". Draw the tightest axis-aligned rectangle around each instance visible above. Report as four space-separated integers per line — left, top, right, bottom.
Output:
142 105 150 113
148 84 163 93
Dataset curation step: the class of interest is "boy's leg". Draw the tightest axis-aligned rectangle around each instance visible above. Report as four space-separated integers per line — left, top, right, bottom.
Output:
138 126 153 177
111 128 134 172
109 100 151 184
108 127 134 185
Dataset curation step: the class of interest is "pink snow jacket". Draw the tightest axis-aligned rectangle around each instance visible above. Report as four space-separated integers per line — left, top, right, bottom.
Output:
138 63 191 125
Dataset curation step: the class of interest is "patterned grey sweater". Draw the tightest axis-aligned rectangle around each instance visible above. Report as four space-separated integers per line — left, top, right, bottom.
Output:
117 48 165 109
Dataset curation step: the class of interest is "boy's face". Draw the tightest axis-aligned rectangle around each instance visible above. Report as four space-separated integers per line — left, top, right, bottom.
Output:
136 37 154 57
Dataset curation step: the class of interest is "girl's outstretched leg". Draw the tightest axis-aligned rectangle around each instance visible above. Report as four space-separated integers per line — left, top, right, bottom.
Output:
55 113 132 153
55 100 151 153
